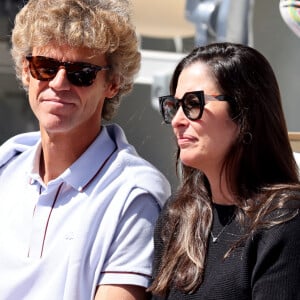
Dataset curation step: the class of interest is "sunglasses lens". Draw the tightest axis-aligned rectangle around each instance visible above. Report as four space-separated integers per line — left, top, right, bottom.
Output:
161 97 177 124
67 65 97 87
26 56 102 87
28 56 59 81
183 93 201 120
159 92 203 123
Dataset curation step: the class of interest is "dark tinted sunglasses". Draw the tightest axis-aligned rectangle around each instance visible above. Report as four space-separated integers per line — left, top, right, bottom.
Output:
25 55 111 87
159 90 232 124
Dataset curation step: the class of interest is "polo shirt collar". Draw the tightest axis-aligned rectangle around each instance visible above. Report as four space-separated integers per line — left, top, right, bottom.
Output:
29 127 117 191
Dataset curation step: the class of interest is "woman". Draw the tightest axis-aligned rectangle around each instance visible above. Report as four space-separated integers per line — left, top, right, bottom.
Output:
149 42 300 299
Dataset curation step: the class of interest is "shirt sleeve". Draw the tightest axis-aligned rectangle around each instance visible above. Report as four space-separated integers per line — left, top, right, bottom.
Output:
99 189 161 288
251 213 300 300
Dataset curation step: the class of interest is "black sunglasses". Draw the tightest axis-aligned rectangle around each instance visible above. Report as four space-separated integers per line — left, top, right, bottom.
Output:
25 55 111 87
159 91 232 124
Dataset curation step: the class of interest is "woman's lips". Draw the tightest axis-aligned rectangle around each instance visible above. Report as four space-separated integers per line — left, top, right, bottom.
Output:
176 134 198 147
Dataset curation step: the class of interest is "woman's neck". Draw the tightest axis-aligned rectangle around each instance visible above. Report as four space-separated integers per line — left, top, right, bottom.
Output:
207 172 235 205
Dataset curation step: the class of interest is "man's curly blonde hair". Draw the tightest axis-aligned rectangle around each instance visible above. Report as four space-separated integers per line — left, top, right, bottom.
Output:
11 0 141 120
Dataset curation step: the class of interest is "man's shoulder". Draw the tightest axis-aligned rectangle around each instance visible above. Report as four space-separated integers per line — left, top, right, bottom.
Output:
105 123 165 176
0 131 40 168
104 124 171 207
1 131 40 148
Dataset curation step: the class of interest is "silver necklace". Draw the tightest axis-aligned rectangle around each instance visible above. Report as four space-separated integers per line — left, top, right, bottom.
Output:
210 215 234 243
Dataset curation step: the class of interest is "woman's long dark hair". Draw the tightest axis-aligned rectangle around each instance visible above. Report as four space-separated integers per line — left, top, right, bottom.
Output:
149 42 300 295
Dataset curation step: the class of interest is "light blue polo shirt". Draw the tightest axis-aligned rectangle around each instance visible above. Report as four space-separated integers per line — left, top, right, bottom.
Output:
0 124 171 300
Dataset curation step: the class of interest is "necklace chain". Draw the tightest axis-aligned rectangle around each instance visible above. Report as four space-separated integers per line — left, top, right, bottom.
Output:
210 215 234 243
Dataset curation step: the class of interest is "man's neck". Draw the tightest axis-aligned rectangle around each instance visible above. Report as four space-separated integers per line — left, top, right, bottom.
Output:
39 127 101 184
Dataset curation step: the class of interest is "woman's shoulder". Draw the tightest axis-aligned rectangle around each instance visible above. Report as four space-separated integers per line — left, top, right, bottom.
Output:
250 208 300 251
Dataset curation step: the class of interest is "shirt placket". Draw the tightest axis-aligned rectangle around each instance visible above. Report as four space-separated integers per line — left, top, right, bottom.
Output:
28 183 63 258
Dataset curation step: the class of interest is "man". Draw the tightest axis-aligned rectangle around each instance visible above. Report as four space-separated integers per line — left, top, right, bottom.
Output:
0 0 171 299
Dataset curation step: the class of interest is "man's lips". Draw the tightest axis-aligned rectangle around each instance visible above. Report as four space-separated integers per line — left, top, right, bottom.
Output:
41 98 76 106
42 98 72 103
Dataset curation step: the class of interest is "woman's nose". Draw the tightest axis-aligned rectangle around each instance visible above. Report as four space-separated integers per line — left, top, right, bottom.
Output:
171 106 189 128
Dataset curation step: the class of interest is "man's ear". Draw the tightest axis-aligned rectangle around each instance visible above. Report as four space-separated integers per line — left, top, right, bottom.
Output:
21 60 30 87
105 76 120 99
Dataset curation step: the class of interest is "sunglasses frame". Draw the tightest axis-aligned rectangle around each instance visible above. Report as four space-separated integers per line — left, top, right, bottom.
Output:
25 55 111 87
159 90 231 124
